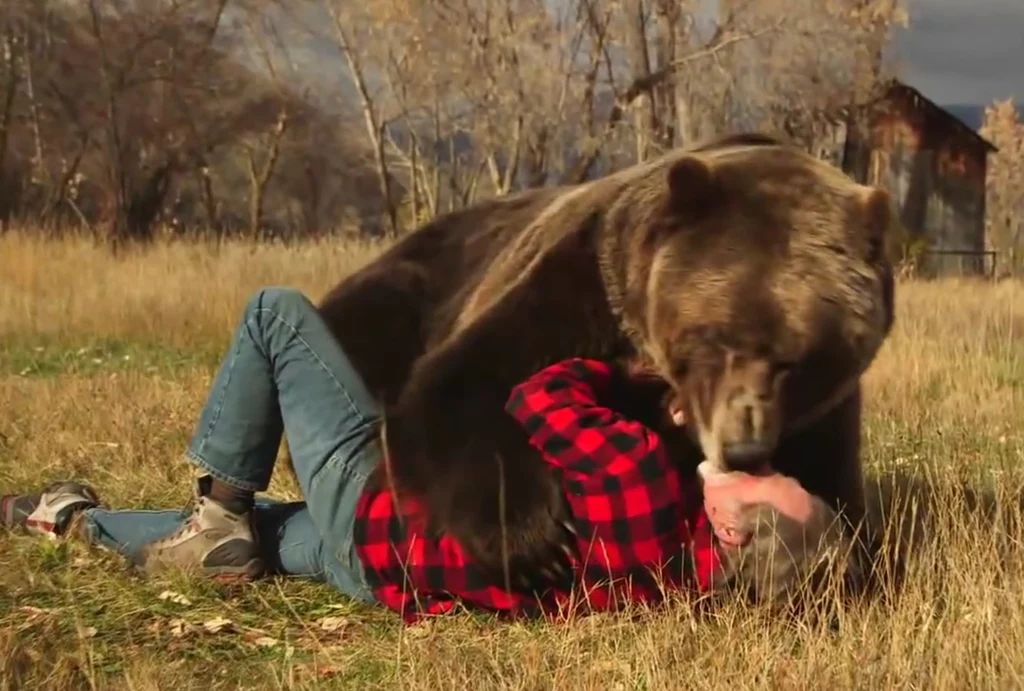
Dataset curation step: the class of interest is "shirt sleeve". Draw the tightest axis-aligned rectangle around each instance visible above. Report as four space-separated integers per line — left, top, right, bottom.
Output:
504 358 664 473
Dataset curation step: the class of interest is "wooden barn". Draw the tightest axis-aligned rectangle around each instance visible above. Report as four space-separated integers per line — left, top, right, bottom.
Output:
818 79 999 277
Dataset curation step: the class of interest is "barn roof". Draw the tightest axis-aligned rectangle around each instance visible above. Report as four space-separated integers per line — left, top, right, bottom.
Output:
877 79 999 154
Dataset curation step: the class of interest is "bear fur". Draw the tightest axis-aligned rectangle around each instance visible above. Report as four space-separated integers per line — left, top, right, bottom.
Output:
316 132 897 591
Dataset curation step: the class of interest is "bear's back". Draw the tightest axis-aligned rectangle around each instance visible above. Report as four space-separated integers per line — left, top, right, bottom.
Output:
360 184 578 346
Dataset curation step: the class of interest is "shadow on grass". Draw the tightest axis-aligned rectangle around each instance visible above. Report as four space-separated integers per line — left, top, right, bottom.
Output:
859 464 1024 601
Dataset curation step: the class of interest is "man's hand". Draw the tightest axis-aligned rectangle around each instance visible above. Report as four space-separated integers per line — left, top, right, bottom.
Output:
619 359 688 427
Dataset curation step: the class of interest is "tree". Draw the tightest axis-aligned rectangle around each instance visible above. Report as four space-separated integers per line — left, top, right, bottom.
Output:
980 99 1024 277
0 0 915 238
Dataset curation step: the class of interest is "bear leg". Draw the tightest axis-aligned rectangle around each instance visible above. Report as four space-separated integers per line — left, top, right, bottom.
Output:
381 224 627 591
773 385 873 596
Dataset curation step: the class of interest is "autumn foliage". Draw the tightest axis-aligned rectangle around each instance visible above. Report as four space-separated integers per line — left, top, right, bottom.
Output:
1 0 909 242
980 98 1024 276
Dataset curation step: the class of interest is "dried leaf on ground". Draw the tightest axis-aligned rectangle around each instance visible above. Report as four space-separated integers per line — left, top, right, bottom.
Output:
157 589 193 606
168 618 194 638
202 616 234 634
317 616 349 633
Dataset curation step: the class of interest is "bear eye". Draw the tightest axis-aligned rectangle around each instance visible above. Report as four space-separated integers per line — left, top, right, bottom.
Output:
867 235 884 263
772 361 796 376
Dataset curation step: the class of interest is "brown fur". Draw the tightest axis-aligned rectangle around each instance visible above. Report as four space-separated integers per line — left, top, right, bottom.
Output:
681 350 788 472
316 132 898 592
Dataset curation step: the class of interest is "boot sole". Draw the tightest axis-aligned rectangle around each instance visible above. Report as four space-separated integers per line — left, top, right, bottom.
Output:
206 558 267 583
139 557 266 582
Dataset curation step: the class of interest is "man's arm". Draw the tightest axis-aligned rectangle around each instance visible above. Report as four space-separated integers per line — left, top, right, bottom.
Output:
504 358 665 473
507 358 709 595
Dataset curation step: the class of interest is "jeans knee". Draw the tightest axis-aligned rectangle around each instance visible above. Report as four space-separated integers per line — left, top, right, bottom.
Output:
245 286 313 320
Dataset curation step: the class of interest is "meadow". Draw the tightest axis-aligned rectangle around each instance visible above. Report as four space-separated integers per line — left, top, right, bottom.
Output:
1 228 1023 690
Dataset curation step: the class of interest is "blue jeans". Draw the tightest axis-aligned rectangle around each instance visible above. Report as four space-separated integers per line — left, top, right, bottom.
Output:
78 287 382 603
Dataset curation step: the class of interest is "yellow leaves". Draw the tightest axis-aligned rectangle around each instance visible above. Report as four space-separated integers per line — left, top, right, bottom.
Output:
201 616 234 634
142 590 354 659
157 589 193 606
317 615 350 633
843 0 910 29
158 615 290 658
167 618 194 638
891 5 910 28
359 0 423 32
979 98 1024 274
980 99 1023 150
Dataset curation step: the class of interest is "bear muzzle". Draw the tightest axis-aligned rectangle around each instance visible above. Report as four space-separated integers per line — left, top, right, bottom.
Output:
721 439 775 475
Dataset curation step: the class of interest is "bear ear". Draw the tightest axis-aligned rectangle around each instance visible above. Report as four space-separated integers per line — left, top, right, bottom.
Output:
666 155 719 220
859 186 893 262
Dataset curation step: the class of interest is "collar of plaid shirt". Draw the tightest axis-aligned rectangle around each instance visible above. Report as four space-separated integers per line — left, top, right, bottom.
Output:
352 358 723 623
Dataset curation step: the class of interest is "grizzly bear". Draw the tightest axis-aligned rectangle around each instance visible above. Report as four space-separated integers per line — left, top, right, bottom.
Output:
316 132 897 592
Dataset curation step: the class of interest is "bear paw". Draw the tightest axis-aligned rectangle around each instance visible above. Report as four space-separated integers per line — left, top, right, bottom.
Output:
452 474 580 594
383 390 580 593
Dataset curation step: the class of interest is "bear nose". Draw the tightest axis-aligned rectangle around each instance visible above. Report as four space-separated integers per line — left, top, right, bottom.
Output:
721 439 773 472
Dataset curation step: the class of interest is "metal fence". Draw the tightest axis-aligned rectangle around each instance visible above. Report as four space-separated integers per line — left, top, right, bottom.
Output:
916 249 999 279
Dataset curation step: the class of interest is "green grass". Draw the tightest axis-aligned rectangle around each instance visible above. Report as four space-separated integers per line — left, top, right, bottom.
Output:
0 338 221 378
1 535 406 688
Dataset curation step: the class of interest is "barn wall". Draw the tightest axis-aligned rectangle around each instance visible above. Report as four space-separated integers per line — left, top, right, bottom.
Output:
839 84 992 276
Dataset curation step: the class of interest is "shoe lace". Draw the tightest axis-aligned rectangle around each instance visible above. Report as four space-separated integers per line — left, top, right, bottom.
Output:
150 496 204 547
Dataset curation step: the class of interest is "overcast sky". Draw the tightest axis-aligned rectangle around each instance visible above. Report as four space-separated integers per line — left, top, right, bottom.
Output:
893 0 1024 105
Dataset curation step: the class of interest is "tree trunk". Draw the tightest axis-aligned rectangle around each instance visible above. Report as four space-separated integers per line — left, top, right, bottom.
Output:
327 7 399 236
0 33 20 219
194 161 219 232
622 0 654 161
246 111 288 235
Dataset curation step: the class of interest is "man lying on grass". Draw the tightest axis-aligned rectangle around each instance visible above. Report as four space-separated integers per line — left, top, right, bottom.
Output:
1 287 846 622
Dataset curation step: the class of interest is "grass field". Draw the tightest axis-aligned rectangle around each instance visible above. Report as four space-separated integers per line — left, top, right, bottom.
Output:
1 228 1023 690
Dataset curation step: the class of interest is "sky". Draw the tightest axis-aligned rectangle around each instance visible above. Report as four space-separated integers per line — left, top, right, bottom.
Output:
893 0 1024 105
270 0 1023 112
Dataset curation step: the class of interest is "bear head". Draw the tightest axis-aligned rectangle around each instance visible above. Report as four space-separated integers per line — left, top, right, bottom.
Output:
610 133 898 474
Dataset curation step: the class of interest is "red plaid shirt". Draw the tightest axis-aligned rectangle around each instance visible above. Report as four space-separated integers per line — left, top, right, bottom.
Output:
352 358 723 623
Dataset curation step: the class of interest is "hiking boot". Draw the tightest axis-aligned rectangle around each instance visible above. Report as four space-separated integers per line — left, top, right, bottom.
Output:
0 481 101 538
139 475 265 582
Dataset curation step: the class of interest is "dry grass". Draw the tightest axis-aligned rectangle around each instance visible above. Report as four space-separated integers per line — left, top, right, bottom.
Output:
1 228 1023 690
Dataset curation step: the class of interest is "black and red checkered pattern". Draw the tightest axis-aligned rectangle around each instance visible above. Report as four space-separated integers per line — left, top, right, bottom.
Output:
353 358 723 623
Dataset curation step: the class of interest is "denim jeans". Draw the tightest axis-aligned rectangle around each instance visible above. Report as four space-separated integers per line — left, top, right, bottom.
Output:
78 287 382 603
